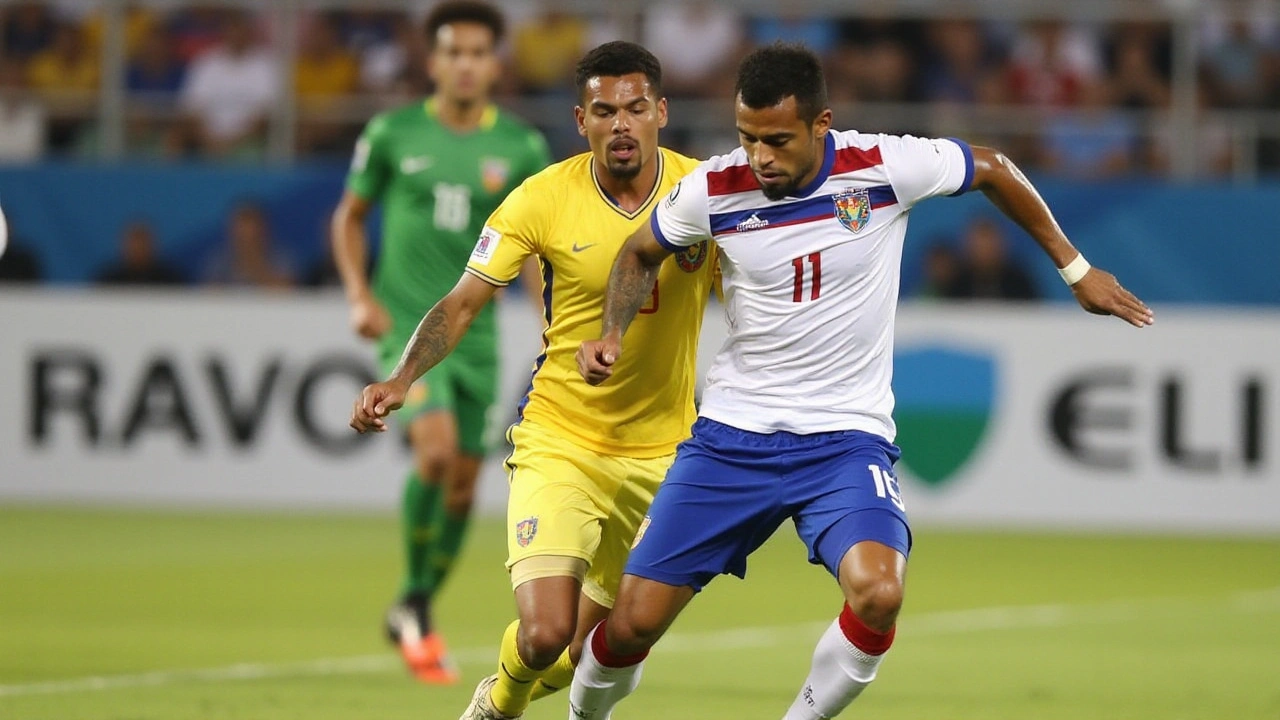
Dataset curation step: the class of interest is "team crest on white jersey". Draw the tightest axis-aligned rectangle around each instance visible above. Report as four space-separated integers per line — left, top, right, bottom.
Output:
833 188 871 234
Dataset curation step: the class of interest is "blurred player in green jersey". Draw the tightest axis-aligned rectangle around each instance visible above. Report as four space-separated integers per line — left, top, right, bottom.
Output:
330 0 551 685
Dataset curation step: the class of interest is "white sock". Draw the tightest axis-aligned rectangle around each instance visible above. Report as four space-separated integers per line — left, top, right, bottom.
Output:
781 618 888 720
567 623 645 720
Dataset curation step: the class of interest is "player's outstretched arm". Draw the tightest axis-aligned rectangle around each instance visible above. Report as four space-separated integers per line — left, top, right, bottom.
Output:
350 274 498 433
331 191 391 340
969 145 1154 328
577 222 672 386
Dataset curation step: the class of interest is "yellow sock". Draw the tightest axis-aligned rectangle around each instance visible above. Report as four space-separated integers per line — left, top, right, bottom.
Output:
529 647 575 701
489 620 541 717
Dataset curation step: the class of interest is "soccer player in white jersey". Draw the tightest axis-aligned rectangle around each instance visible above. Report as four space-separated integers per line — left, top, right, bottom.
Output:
568 43 1155 720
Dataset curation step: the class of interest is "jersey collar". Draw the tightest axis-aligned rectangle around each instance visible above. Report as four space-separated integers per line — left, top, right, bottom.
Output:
591 149 665 220
424 96 499 132
788 132 836 199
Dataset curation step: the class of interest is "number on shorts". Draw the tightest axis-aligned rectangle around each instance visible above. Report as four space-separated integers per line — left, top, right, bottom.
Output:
868 464 906 512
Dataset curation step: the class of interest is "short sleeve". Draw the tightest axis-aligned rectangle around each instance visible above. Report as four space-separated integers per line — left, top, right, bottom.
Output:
880 135 974 208
345 116 392 202
650 166 712 251
465 179 546 287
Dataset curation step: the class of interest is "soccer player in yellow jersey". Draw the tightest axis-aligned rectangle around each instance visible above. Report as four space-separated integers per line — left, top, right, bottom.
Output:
349 42 713 720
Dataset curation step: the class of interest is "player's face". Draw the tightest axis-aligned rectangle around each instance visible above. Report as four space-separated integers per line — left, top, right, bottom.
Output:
575 73 668 180
735 95 832 201
427 22 500 104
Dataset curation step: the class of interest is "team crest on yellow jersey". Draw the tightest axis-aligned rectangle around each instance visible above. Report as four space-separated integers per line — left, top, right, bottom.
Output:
834 188 871 234
481 157 512 193
675 240 708 272
515 517 538 547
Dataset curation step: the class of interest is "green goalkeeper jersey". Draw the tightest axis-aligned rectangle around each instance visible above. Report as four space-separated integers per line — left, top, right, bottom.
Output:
346 98 551 353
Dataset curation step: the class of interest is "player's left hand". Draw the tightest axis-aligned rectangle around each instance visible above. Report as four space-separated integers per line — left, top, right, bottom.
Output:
577 337 621 385
1070 268 1155 328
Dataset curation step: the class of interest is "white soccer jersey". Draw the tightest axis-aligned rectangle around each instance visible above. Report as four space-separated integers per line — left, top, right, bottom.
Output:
652 129 974 438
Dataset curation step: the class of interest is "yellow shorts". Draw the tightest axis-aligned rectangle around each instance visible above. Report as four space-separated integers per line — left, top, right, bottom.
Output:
503 420 673 608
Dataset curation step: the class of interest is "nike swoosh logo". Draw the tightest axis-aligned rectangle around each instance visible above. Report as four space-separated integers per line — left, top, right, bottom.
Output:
571 242 596 252
399 155 434 174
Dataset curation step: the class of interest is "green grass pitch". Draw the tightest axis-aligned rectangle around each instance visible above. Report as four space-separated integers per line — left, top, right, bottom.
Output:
1 506 1278 719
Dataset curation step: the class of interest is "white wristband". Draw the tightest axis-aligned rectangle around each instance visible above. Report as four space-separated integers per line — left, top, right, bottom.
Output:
1058 254 1091 286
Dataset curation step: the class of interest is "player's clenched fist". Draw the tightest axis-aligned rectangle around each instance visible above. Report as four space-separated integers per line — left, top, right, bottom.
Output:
350 380 409 433
577 337 621 386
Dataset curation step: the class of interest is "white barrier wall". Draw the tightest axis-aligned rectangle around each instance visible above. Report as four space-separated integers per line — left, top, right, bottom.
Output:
1 290 1277 533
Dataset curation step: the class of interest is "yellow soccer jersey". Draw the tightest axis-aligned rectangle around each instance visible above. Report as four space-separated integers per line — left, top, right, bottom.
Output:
466 148 713 458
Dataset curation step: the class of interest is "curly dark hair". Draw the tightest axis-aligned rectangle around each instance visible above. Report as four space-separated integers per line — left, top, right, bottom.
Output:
423 1 505 49
735 42 829 123
574 41 663 101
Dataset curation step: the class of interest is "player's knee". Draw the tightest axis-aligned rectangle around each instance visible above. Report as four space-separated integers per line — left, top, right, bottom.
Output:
518 616 574 668
413 450 455 484
442 489 473 517
848 578 904 632
603 609 663 656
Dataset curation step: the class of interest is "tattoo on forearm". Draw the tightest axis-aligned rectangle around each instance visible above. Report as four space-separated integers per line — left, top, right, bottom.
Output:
602 252 660 337
393 302 453 382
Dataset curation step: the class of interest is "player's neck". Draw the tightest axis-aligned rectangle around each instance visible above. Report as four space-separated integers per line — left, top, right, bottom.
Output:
593 156 661 214
431 95 490 133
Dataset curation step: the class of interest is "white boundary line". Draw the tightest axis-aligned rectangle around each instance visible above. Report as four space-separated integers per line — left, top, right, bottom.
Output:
2 588 1277 699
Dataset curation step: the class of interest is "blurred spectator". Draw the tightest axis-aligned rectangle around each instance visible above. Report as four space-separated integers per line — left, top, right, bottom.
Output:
26 21 99 154
2 2 57 64
1108 28 1171 111
171 11 278 160
353 11 416 94
82 3 160 59
950 218 1039 301
96 220 186 286
511 8 586 94
127 25 185 94
1149 79 1235 177
1006 19 1103 107
1038 78 1137 178
27 22 99 92
916 242 961 300
1202 17 1270 108
202 202 296 288
920 19 1006 105
166 6 227 65
295 11 360 155
642 2 743 99
0 56 46 162
829 19 918 104
749 11 840 57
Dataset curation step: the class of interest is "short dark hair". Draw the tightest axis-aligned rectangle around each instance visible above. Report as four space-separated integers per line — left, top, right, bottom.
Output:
735 42 829 123
574 41 662 101
423 1 505 49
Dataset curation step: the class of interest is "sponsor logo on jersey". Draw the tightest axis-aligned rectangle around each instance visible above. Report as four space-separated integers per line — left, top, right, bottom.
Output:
630 515 651 549
481 157 511 193
893 346 996 487
736 212 769 233
675 240 708 273
399 155 434 174
834 188 871 234
515 517 539 547
470 226 501 265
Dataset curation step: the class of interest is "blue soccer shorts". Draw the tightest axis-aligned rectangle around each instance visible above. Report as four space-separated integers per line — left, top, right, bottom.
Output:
624 417 912 591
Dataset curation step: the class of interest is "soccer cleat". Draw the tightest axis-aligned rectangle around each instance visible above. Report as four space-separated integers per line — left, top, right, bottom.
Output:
384 600 460 684
459 674 521 720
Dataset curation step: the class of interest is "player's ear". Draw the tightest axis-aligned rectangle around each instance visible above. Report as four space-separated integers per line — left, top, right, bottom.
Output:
657 97 669 130
574 106 588 137
813 108 833 139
